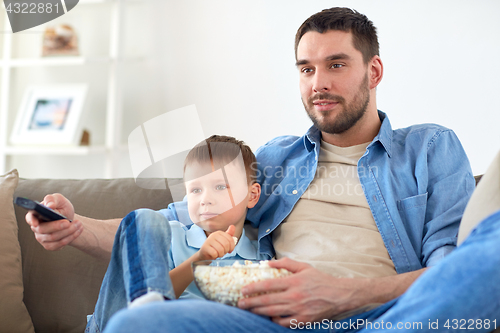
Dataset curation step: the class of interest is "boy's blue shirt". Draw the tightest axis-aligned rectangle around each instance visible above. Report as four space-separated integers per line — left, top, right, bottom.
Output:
159 111 475 274
167 221 267 299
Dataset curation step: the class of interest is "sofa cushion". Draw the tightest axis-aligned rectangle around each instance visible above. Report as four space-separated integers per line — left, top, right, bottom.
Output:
458 150 500 245
14 177 173 333
0 170 35 333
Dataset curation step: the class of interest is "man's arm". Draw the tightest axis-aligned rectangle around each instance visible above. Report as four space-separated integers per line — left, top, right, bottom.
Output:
420 129 475 266
238 258 426 327
26 193 120 261
66 215 120 261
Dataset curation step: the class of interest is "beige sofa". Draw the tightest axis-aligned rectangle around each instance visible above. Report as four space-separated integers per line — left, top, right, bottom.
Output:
0 155 497 333
0 170 177 333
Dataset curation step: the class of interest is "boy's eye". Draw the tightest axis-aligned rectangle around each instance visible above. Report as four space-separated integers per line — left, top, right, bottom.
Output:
216 184 227 190
191 188 201 194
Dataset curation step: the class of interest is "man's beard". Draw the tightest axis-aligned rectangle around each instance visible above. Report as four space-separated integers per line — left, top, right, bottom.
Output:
303 74 370 135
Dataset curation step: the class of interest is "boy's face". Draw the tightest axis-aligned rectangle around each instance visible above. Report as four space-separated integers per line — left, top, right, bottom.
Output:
184 160 255 235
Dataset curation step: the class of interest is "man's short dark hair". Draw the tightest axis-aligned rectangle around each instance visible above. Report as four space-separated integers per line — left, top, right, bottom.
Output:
184 135 256 185
295 7 379 64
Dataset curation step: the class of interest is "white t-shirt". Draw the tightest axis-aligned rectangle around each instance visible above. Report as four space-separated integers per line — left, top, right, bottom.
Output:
273 140 397 278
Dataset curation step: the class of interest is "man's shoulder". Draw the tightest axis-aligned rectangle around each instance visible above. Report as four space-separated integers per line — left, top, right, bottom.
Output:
254 134 306 164
257 135 303 150
392 123 453 144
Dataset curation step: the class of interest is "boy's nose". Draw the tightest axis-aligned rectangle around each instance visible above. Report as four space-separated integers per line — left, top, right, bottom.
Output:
200 192 213 206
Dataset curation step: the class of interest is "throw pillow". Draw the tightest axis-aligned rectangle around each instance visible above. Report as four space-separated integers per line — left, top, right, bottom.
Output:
458 150 500 245
0 170 34 333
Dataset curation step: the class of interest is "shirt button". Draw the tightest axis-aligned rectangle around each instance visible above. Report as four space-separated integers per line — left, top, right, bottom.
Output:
266 229 271 233
373 195 377 202
292 190 298 195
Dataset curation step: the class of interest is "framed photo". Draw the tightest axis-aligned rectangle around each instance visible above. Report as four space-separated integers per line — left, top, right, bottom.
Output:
42 24 80 57
10 85 88 145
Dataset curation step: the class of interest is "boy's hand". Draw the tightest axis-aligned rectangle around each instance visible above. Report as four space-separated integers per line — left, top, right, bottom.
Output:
198 225 236 260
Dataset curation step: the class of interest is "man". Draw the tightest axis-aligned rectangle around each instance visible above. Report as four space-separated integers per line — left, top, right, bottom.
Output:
237 7 475 322
28 7 499 333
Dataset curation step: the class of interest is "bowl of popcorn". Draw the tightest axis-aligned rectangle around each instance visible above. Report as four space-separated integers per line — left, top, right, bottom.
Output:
192 260 292 306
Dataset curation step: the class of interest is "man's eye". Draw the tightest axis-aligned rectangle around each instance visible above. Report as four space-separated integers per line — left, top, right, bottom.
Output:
331 63 343 69
301 67 313 74
216 185 227 190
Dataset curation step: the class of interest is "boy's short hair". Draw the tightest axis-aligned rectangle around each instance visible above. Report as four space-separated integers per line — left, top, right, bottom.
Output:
183 135 257 185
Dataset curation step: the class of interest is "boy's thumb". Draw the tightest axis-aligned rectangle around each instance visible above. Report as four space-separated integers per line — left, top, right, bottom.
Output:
225 225 235 237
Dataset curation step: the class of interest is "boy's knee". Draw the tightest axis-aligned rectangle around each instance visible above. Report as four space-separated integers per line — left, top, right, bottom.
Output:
119 209 171 236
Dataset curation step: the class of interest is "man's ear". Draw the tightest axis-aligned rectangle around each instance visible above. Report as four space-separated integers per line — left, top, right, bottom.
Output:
368 55 383 90
247 183 261 209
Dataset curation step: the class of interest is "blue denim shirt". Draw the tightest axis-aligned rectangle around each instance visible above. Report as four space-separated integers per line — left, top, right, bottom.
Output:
159 111 475 274
244 111 475 274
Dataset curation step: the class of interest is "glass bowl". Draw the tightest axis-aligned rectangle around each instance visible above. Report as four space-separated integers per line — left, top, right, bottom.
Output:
192 259 291 306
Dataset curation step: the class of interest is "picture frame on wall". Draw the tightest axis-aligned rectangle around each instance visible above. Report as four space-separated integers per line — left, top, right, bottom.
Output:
10 84 88 146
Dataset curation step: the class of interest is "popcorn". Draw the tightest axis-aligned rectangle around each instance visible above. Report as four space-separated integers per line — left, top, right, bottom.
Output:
193 260 291 306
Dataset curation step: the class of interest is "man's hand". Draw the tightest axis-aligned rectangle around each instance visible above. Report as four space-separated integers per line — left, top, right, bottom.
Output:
25 193 83 251
238 257 425 328
238 258 351 327
198 225 236 260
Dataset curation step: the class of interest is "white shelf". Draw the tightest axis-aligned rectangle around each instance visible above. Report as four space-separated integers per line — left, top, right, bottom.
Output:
3 145 108 155
0 0 130 178
79 0 145 5
79 0 114 4
0 56 143 68
0 56 111 67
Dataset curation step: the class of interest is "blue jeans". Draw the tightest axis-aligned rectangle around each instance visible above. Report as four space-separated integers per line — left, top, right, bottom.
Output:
102 210 500 333
86 209 176 333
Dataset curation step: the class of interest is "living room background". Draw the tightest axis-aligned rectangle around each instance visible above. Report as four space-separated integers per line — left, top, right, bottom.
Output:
2 0 499 179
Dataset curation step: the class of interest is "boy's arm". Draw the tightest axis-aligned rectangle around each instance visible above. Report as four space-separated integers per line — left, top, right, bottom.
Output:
169 251 202 299
169 226 236 298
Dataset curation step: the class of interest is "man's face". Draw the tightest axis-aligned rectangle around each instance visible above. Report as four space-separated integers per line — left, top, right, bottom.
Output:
296 30 370 135
184 160 251 234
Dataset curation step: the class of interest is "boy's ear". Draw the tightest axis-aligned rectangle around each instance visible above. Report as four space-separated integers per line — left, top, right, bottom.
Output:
247 183 261 209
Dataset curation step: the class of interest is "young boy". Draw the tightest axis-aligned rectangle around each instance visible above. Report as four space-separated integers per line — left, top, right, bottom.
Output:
86 135 266 333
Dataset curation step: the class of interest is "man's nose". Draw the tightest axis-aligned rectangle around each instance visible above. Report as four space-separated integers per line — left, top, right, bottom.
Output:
312 69 331 93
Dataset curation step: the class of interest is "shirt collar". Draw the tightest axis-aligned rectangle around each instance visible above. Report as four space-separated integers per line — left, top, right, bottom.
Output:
186 224 258 260
304 126 321 153
372 110 393 157
186 223 207 248
303 110 393 157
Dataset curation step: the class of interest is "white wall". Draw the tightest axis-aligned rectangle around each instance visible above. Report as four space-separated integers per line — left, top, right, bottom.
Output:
155 0 500 177
8 0 500 178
